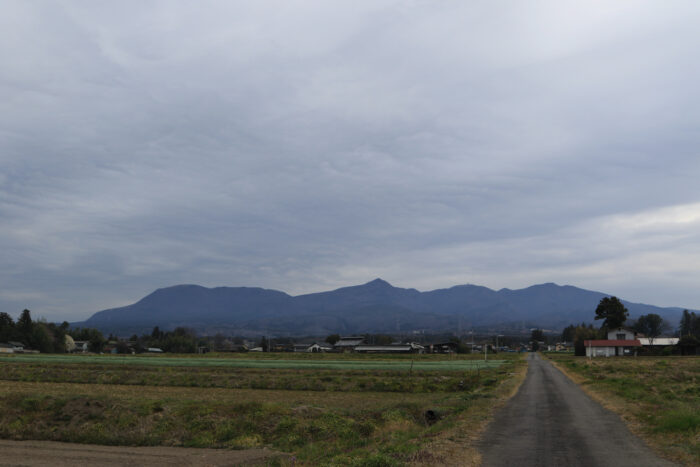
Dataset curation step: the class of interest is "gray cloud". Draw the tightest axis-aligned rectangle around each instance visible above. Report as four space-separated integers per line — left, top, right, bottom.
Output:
2 0 700 321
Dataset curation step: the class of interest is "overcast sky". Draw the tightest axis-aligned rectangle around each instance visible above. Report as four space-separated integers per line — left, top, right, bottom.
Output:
2 1 700 322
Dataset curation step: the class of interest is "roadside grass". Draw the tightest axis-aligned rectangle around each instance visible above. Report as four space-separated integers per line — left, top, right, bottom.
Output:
544 353 699 466
0 353 525 466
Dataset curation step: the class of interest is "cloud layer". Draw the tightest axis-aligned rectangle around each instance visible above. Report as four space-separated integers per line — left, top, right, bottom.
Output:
2 1 700 321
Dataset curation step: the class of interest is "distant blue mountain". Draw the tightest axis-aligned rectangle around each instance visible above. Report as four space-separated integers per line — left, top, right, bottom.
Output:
75 279 690 336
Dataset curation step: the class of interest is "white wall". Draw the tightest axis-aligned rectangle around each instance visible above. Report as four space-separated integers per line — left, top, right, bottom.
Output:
607 328 635 340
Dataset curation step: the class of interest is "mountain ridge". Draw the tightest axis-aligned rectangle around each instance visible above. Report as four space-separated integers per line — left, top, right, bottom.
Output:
75 279 692 336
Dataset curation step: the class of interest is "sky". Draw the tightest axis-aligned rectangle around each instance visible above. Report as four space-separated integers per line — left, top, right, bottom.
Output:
2 1 700 322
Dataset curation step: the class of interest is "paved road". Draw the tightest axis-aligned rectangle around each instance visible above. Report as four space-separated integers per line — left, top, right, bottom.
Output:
479 353 677 467
0 440 280 466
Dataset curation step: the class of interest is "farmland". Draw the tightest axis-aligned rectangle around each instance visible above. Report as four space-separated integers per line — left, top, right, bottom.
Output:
545 354 700 466
0 352 526 466
0 353 505 371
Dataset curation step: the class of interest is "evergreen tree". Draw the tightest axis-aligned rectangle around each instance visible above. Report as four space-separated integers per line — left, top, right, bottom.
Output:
561 324 576 342
325 334 340 345
17 309 34 344
0 312 16 342
633 314 666 344
594 297 629 330
679 310 693 336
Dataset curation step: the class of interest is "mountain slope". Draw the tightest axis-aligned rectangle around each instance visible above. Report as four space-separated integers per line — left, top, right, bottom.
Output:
76 280 691 336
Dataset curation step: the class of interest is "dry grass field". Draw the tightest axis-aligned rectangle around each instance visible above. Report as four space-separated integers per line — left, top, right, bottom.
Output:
545 353 699 466
0 352 526 466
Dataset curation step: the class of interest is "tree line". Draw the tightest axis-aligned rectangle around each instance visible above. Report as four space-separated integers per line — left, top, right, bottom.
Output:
0 309 72 353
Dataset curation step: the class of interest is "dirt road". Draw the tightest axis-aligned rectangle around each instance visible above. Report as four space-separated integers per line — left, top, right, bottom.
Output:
478 353 677 467
0 439 281 466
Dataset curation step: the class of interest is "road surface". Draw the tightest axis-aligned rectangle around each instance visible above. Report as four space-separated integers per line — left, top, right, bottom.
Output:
0 440 280 466
479 353 677 467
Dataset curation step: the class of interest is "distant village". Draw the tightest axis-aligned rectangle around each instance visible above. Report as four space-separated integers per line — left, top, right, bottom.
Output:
1 301 699 356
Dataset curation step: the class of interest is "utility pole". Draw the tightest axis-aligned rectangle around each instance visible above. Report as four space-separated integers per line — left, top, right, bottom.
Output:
588 339 591 361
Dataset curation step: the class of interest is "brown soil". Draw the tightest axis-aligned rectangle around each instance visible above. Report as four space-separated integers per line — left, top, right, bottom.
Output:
0 439 282 466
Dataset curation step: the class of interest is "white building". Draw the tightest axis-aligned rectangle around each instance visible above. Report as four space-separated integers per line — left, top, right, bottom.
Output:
584 328 641 357
637 337 679 347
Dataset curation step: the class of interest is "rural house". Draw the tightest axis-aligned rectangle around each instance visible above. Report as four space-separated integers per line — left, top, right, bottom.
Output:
72 340 89 353
333 336 365 352
8 341 24 352
293 342 333 353
306 343 333 353
428 342 459 353
584 327 641 357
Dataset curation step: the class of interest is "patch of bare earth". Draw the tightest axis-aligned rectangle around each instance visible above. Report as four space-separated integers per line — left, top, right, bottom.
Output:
0 439 281 466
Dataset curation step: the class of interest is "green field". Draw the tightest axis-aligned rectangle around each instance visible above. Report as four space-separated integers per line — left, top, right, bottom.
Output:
0 352 525 466
0 353 505 371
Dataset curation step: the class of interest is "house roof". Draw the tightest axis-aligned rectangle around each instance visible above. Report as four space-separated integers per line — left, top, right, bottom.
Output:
355 343 424 351
354 345 412 352
335 338 364 346
584 339 641 347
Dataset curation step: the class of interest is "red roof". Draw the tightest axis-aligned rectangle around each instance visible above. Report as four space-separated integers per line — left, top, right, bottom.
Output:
583 339 641 347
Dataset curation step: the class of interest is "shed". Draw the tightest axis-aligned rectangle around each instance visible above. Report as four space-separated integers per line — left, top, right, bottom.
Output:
637 337 679 347
354 343 425 354
583 339 641 357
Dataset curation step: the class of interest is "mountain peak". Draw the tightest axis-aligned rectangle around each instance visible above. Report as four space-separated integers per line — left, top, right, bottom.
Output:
365 278 393 288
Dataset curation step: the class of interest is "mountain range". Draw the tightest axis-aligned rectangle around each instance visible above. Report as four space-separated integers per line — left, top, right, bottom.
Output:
74 279 692 337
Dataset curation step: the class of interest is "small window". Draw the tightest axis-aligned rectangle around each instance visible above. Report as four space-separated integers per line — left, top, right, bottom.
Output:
616 333 626 340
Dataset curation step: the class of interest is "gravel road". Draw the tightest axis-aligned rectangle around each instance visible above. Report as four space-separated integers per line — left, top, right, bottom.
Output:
0 439 281 466
479 353 677 467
